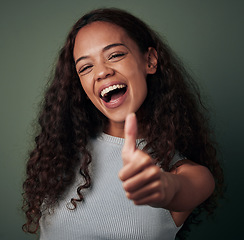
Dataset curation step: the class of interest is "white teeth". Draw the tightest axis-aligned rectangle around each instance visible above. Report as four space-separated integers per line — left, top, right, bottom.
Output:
100 84 126 97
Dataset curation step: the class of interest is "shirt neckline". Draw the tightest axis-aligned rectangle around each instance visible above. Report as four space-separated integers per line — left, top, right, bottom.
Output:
97 132 145 148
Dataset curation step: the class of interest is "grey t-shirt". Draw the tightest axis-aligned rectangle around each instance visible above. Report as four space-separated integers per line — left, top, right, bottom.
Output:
40 133 183 240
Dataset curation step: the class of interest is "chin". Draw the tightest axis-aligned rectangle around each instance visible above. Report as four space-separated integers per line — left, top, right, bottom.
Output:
106 114 127 124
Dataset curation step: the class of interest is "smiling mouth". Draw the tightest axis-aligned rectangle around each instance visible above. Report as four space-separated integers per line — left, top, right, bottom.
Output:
100 84 127 103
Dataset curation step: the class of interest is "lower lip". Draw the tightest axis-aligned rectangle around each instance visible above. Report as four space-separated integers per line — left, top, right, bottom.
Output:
101 89 128 109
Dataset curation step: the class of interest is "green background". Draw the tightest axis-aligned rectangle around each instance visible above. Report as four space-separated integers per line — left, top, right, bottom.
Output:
0 0 243 239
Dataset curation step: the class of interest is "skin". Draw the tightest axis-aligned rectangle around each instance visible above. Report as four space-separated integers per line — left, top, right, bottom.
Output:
74 21 215 227
73 21 156 137
120 114 215 226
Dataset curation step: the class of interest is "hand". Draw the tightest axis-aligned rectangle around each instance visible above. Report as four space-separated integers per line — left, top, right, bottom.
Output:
119 113 176 208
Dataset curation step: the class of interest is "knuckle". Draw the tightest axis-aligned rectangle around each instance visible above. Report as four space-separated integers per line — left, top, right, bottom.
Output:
154 192 161 199
154 180 162 189
151 165 160 174
154 192 164 202
137 153 151 166
123 182 132 192
126 192 133 200
118 171 125 181
148 166 160 178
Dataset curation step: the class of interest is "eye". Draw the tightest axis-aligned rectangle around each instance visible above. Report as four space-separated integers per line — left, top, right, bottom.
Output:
78 64 93 75
108 52 127 62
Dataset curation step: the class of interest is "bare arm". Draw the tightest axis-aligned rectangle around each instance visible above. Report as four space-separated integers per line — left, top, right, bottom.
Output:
119 113 215 213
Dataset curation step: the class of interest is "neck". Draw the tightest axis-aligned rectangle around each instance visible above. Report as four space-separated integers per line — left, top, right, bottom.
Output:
104 121 125 138
104 118 145 139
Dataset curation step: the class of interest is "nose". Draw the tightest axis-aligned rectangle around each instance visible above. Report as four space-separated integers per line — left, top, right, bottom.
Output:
94 63 115 81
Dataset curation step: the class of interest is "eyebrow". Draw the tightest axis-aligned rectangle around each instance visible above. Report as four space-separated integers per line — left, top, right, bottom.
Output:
75 43 127 65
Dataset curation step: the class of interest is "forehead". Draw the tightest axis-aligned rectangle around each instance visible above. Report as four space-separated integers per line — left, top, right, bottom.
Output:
73 21 137 58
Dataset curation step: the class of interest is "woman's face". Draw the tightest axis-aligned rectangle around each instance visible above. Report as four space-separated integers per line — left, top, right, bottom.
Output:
73 21 155 135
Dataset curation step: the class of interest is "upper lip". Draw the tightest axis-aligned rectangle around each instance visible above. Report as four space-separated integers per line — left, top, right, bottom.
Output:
98 81 127 97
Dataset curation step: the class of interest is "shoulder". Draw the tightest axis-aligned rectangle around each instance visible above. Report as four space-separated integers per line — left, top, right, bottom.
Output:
169 159 215 226
170 159 215 201
171 159 214 179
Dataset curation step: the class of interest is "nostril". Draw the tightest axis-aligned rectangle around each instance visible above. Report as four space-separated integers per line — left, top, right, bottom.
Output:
105 73 112 78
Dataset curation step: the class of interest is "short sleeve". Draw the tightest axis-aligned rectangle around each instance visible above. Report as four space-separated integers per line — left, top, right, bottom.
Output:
169 151 187 170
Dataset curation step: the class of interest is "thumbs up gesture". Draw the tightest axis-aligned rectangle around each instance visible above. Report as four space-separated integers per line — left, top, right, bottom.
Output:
119 113 176 208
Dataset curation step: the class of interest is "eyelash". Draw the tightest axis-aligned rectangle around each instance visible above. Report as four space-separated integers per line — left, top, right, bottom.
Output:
78 52 127 75
108 52 126 60
79 65 92 74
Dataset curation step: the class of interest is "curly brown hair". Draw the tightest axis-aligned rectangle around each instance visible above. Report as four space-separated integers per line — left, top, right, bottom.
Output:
22 8 224 239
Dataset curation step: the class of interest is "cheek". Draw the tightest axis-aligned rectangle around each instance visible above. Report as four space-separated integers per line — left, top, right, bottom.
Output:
128 67 148 91
127 58 148 81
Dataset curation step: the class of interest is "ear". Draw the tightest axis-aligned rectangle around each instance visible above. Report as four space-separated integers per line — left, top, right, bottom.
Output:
146 47 158 74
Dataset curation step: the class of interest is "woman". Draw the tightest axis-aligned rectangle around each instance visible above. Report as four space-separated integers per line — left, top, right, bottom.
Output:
22 8 224 239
